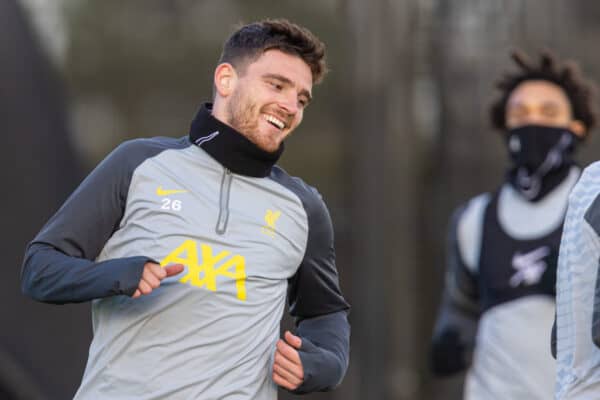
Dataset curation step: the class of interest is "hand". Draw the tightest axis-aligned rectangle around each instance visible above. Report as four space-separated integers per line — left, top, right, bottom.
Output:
132 262 184 298
273 330 304 390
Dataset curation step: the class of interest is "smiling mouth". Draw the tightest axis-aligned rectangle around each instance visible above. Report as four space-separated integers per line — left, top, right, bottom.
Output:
264 114 286 130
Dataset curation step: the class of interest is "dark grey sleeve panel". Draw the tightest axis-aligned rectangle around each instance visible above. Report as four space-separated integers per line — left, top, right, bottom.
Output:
431 204 480 376
269 167 350 318
22 243 153 304
585 193 600 237
551 312 557 358
444 204 480 310
291 311 350 394
269 168 350 392
592 257 600 349
21 136 190 304
583 195 600 350
30 137 189 258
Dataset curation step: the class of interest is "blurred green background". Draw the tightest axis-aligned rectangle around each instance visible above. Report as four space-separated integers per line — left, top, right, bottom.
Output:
3 0 600 399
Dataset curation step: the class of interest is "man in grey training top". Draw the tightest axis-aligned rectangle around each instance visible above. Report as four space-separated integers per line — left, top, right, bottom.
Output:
21 19 350 399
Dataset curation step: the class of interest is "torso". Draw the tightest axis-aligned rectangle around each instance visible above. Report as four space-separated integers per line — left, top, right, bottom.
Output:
458 167 580 399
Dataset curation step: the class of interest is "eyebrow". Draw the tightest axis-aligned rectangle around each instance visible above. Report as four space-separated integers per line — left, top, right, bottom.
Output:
541 100 560 108
262 73 312 103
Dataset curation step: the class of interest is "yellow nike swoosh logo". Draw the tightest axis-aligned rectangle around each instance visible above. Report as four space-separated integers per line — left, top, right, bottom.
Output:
156 186 188 196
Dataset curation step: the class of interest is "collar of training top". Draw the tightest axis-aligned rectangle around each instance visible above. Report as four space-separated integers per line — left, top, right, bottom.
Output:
188 103 284 178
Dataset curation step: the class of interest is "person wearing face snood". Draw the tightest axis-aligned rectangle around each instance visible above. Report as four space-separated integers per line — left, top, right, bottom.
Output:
506 124 580 202
430 50 598 400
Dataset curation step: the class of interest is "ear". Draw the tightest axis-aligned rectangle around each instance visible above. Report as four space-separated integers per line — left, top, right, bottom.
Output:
214 63 237 97
569 119 586 138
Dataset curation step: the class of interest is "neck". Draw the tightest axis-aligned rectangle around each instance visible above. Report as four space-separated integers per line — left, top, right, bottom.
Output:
188 103 284 177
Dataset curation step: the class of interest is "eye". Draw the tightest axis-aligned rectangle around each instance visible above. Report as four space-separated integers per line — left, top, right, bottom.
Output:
507 104 528 118
541 103 560 117
268 81 283 91
298 98 308 109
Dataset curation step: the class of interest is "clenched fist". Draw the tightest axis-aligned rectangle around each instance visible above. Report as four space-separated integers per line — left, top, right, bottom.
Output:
132 262 184 298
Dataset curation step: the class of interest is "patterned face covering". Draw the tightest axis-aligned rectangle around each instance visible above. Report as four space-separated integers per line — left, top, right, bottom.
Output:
506 125 579 201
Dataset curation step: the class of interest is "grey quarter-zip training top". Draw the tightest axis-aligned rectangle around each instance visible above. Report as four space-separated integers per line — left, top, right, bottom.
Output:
22 103 350 400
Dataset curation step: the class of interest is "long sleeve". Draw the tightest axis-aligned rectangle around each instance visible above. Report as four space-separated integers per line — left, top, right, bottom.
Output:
293 311 349 394
430 204 481 376
21 139 164 304
583 198 600 349
286 184 350 393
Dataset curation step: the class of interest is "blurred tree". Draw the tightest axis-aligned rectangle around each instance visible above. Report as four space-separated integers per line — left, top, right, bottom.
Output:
1 0 90 398
343 1 433 399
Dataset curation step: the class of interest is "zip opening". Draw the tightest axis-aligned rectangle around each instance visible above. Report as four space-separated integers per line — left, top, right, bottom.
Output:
216 168 233 235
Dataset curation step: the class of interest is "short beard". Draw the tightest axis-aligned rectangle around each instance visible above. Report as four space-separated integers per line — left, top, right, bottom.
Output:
226 88 258 136
225 88 280 153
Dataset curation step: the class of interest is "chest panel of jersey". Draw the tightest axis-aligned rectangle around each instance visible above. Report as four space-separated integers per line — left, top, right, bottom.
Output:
84 146 309 398
479 192 561 311
100 146 308 302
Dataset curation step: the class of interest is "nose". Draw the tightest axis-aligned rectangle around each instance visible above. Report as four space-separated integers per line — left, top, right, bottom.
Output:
524 110 546 124
278 92 299 116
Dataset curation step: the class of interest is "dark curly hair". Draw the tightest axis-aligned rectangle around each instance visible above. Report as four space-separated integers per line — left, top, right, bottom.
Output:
490 50 597 136
218 19 327 84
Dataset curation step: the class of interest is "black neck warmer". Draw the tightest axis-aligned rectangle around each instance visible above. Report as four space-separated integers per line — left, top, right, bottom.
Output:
188 103 284 177
505 124 579 202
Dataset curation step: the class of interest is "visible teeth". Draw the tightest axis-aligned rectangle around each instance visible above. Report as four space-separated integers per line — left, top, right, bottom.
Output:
265 115 285 130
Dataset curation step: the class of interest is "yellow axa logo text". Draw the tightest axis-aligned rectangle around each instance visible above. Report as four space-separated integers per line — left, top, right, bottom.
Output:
261 209 281 238
160 239 246 301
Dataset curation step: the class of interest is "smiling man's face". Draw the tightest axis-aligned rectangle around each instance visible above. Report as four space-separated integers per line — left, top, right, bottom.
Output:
216 49 313 153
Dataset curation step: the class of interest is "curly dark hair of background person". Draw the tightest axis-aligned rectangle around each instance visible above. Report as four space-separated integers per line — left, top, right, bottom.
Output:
490 49 598 136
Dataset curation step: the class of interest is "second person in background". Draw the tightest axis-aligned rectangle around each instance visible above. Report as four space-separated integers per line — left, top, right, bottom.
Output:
430 50 597 399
